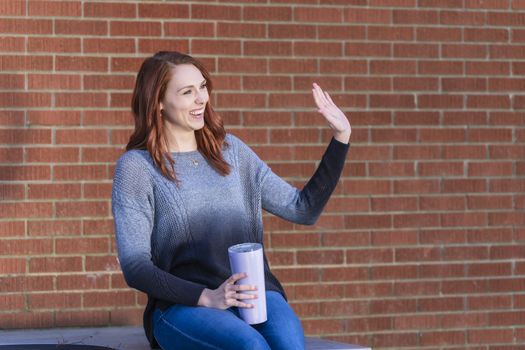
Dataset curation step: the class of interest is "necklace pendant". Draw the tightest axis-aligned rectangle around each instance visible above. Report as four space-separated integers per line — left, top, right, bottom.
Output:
191 159 199 167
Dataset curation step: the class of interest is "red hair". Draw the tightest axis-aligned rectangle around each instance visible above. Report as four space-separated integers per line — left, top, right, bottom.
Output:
127 51 230 182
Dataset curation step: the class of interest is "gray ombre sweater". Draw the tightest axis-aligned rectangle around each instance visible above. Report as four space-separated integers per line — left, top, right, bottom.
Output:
111 133 349 347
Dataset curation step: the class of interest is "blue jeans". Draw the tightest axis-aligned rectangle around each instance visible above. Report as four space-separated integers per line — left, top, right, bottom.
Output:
153 291 305 350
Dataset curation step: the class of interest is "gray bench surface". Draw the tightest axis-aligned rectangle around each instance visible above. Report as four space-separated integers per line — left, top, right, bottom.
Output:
0 326 371 350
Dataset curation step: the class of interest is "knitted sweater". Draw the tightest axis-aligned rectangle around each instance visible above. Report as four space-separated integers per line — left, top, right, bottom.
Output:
111 133 349 348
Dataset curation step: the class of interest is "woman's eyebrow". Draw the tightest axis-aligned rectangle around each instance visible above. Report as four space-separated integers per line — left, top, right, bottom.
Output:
177 79 207 92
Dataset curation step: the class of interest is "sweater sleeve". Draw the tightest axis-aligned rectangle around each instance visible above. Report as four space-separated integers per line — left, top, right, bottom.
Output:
234 135 349 225
112 151 206 306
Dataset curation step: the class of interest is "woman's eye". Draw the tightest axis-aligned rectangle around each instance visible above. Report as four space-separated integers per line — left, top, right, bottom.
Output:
183 90 191 95
200 83 207 89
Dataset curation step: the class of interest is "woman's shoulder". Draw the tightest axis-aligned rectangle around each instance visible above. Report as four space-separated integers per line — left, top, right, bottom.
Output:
115 149 153 175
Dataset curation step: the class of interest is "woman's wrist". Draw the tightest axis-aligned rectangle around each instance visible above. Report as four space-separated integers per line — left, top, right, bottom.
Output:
333 131 351 144
197 288 211 307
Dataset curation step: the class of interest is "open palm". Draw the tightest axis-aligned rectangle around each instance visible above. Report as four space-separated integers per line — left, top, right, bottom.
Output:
312 83 351 144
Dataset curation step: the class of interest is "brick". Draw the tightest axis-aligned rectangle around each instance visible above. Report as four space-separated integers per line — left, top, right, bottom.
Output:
370 299 417 314
418 95 464 109
443 145 487 159
0 258 25 274
319 300 368 317
465 28 508 42
110 309 143 326
393 43 439 58
28 111 81 126
369 162 415 177
318 25 366 40
346 43 392 57
296 250 344 265
29 257 82 273
191 4 241 20
0 238 53 255
419 297 464 312
469 295 511 310
55 201 109 218
159 23 207 39
110 21 161 37
0 147 23 162
443 111 487 125
83 183 113 199
0 92 52 107
85 256 120 272
372 332 418 348
442 43 488 58
394 111 439 125
468 262 512 277
443 179 487 192
0 165 51 181
466 61 510 75
140 38 189 55
28 293 81 310
321 266 368 282
322 231 370 247
418 60 463 75
419 0 464 7
138 3 189 18
419 229 466 244
345 214 392 230
28 1 81 16
320 59 367 74
393 279 441 296
0 19 53 34
441 212 488 227
441 10 486 26
28 220 81 236
370 94 415 108
56 56 108 72
417 27 462 41
84 291 136 308
294 42 343 57
84 75 135 90
191 39 241 55
371 60 416 74
394 315 441 330
514 0 525 8
393 9 438 24
0 184 24 200
488 12 525 26
244 41 292 56
469 328 514 344
442 78 487 92
0 0 25 15
489 111 525 125
55 129 109 145
467 95 511 109
371 265 419 279
294 284 345 300
344 8 392 23
0 312 54 329
244 6 292 21
55 237 109 254
217 58 267 74
394 145 441 160
513 29 525 42
418 161 463 176
29 73 81 90
28 183 81 200
269 24 316 39
83 219 114 236
394 179 441 193
490 45 525 59
368 26 414 41
394 213 440 228
420 331 466 346
83 38 135 53
295 6 343 22
468 128 513 142
55 20 108 36
84 2 136 18
0 37 25 52
345 77 391 91
393 77 438 91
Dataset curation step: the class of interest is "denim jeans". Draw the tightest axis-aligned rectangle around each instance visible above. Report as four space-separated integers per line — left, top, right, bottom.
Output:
153 291 305 350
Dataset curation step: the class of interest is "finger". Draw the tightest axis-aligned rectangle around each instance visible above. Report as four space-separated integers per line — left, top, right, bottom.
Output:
234 301 254 308
312 85 324 109
232 284 257 292
313 83 330 106
324 91 335 105
234 292 258 300
228 272 247 284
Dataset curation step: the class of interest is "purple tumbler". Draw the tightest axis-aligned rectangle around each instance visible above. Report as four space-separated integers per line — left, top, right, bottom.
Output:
228 243 267 324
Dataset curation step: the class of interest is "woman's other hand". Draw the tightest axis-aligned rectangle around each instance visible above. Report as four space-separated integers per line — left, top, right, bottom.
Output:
312 82 351 144
197 272 257 310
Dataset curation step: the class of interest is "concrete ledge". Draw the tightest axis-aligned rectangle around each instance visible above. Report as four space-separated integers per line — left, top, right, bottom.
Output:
0 326 371 350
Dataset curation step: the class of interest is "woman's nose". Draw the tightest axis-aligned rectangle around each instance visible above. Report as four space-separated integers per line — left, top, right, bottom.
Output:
195 91 207 104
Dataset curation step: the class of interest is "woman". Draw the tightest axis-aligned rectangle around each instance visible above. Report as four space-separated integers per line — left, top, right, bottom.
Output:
112 51 351 350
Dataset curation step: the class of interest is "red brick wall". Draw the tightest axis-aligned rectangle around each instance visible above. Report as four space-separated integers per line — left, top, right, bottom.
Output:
1 0 524 348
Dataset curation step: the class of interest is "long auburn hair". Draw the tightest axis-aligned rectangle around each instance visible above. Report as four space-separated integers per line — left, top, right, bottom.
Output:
127 51 230 182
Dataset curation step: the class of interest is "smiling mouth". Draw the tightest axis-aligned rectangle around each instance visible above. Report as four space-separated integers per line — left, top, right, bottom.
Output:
190 109 205 118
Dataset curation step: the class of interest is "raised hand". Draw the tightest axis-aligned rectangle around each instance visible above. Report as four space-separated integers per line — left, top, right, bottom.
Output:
311 82 351 144
197 272 257 310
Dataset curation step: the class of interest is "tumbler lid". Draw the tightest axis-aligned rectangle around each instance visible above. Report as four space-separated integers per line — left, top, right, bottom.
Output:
228 242 261 253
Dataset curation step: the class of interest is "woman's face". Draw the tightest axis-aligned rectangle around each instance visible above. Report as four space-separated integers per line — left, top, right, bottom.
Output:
160 64 209 137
